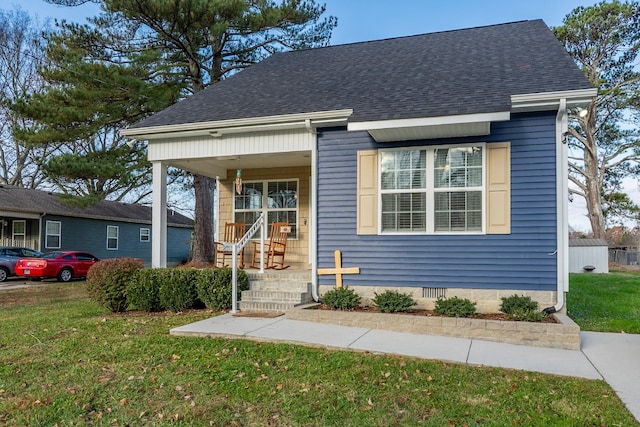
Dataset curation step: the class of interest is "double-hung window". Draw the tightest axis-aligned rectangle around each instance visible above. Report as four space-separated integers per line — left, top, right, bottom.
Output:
234 180 298 239
45 221 61 249
380 144 484 233
107 225 119 250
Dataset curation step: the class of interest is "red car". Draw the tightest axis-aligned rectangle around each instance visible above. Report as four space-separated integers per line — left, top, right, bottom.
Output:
15 251 99 282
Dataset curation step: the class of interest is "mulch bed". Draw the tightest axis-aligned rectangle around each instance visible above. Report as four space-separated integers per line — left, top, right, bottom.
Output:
311 304 557 323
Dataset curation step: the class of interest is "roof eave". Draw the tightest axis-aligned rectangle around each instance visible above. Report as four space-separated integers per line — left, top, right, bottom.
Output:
120 109 354 141
511 89 597 113
347 111 511 142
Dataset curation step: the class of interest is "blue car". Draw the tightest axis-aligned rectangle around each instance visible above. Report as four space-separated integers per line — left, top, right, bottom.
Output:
0 246 42 282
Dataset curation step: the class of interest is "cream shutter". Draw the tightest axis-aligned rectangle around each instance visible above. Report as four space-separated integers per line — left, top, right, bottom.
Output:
357 150 378 235
486 142 511 234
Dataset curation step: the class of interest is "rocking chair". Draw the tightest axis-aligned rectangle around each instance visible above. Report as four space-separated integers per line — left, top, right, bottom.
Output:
250 221 290 269
214 222 246 268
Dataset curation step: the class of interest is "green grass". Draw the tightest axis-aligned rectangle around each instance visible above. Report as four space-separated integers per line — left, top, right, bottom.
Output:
568 270 640 333
0 283 637 426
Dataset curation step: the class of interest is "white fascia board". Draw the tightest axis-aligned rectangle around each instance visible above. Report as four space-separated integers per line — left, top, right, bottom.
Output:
120 109 353 140
347 111 511 132
511 89 597 112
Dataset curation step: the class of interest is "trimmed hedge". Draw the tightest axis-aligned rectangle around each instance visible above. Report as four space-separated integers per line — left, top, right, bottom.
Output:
86 258 144 313
159 268 201 312
196 267 249 311
127 268 164 312
372 290 417 313
321 287 361 310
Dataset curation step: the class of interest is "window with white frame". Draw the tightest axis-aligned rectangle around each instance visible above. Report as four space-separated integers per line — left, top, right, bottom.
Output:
234 180 298 239
45 221 61 249
107 225 119 250
380 144 484 233
140 227 150 242
12 220 26 242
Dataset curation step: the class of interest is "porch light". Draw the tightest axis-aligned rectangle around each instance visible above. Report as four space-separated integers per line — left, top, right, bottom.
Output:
577 107 588 118
236 169 242 195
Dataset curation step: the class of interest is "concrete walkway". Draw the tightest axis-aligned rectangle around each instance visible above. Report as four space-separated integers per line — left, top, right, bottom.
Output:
171 314 640 423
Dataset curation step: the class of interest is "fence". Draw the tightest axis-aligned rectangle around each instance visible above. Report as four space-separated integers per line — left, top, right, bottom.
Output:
609 249 640 266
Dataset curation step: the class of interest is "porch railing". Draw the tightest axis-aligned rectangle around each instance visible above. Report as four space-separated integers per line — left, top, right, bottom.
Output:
0 238 39 250
224 213 266 313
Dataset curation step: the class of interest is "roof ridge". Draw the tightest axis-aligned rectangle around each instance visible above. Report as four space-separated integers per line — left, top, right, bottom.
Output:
283 19 539 54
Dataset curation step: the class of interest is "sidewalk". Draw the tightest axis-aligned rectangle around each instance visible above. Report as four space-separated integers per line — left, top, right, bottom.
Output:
171 314 640 422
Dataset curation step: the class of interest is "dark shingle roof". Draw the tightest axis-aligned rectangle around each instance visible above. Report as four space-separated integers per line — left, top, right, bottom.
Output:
569 239 609 247
0 185 193 227
132 19 592 129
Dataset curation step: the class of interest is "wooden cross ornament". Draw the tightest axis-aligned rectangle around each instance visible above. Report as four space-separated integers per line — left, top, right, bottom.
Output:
317 250 360 288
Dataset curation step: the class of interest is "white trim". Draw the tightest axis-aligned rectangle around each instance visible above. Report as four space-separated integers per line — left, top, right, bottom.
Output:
12 220 26 241
45 220 62 249
553 98 569 312
348 112 510 132
106 225 119 250
140 227 151 242
511 89 597 112
152 162 167 268
121 109 353 140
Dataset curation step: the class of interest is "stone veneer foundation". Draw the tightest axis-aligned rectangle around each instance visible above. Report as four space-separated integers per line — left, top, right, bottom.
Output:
286 304 581 351
317 285 558 314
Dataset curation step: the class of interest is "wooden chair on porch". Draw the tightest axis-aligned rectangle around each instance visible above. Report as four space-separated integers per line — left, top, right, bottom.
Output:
250 221 290 270
214 222 246 268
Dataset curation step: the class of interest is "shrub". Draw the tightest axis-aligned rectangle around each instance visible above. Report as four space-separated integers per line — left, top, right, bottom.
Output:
86 258 144 313
500 294 544 321
159 268 200 312
321 287 361 310
196 267 249 311
127 268 164 312
434 296 476 317
372 290 417 313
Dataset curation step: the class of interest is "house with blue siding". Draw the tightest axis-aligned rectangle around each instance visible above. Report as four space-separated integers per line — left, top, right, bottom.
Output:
121 20 595 313
0 185 193 266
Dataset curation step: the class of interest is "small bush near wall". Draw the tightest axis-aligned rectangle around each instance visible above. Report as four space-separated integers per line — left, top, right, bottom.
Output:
372 290 417 313
87 258 144 313
159 268 201 312
500 294 544 322
434 296 477 317
127 269 164 312
196 267 249 311
322 287 361 310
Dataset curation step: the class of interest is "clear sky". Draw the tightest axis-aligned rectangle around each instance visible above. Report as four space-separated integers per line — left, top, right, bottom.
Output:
7 0 615 231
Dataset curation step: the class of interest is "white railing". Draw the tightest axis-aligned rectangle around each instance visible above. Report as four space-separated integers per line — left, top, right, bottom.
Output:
0 239 38 250
225 213 266 313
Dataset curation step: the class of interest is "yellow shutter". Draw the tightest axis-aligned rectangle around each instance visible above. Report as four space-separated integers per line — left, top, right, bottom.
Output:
357 150 378 235
486 142 511 234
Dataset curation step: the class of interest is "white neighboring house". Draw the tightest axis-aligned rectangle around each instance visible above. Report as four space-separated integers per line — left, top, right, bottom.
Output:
569 239 609 273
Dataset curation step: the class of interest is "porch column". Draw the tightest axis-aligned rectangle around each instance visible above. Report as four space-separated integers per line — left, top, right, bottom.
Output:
152 161 167 268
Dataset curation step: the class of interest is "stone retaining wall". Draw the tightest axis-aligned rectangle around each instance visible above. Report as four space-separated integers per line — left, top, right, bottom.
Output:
286 305 581 350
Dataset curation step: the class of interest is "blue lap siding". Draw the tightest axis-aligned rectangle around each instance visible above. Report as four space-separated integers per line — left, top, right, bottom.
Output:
40 215 192 266
316 112 558 291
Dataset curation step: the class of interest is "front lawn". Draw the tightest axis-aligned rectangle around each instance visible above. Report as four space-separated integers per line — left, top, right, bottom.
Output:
0 283 636 426
568 270 640 333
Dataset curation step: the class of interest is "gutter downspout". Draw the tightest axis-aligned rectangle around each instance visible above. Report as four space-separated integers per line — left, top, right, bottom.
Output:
309 121 320 301
545 98 569 314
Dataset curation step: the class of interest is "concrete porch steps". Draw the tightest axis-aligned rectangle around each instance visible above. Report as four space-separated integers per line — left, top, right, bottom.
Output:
239 271 313 313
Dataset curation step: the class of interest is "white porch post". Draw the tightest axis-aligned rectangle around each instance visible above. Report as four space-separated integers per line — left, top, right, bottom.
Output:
152 161 168 268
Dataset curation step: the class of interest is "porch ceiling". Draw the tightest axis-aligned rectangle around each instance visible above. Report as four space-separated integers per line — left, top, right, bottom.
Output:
169 151 311 179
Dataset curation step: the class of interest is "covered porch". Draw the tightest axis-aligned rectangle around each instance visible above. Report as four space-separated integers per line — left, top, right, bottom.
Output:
121 110 353 271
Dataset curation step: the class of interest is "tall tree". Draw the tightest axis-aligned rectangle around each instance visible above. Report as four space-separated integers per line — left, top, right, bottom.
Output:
554 0 640 237
46 0 336 263
12 16 182 206
0 7 53 188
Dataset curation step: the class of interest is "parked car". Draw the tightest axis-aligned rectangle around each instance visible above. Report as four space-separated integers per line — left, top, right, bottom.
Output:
15 251 99 282
0 246 42 282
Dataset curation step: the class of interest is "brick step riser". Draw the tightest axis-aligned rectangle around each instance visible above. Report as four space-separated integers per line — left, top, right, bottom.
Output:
241 291 312 304
249 281 311 292
238 301 300 312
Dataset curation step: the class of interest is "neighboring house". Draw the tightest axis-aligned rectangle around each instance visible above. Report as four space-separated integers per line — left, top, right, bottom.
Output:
121 20 596 312
569 239 609 274
0 185 193 266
